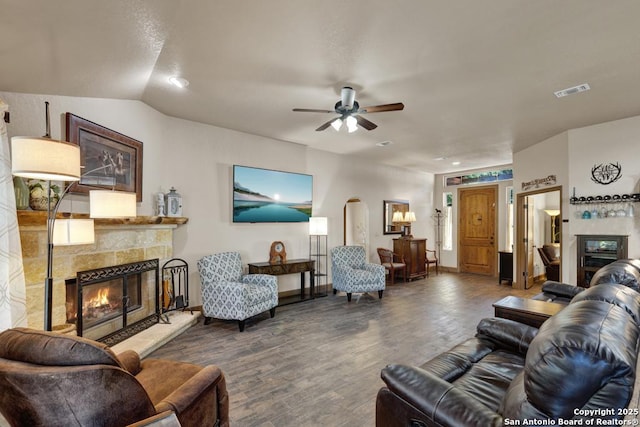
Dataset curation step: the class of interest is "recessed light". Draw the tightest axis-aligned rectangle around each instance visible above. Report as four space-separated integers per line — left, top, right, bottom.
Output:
452 161 461 166
554 83 590 98
376 140 393 147
169 76 189 88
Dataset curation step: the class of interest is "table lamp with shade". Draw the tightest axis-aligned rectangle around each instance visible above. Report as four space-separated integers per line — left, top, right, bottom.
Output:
403 211 416 237
10 102 137 330
392 210 416 238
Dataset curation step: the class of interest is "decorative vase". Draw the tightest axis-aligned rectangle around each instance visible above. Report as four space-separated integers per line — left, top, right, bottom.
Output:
13 177 29 210
28 180 61 211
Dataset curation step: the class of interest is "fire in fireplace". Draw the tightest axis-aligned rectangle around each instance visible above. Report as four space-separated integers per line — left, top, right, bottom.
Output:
66 276 142 330
65 259 160 344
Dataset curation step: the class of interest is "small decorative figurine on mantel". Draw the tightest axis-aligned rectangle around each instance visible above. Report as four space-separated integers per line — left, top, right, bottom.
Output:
156 192 165 217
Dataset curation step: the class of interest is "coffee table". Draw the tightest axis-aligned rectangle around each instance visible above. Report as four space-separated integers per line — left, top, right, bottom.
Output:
492 296 565 328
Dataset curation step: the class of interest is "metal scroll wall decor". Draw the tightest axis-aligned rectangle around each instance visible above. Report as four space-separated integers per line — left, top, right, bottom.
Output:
591 162 622 185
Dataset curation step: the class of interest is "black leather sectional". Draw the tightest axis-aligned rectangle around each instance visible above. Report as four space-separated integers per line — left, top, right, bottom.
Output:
376 260 640 426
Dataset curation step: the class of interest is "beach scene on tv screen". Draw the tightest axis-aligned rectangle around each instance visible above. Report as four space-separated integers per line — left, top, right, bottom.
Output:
233 166 312 222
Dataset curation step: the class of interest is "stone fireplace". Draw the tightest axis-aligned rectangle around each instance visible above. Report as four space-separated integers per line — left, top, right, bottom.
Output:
65 274 143 330
17 211 186 331
64 259 159 343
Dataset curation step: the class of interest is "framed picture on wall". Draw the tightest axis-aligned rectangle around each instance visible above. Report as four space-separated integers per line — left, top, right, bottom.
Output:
65 113 143 201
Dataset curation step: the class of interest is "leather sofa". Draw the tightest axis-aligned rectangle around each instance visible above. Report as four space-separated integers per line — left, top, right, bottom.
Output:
376 283 640 426
0 327 229 427
532 258 640 305
531 279 585 304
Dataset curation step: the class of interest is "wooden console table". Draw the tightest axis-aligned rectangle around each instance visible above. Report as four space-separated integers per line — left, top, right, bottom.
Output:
493 296 564 328
248 259 315 306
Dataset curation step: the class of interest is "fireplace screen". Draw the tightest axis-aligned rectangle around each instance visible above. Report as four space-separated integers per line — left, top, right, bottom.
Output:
66 275 142 330
67 259 160 343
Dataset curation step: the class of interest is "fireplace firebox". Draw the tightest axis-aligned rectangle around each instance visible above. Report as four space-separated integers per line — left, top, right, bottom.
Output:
65 259 160 344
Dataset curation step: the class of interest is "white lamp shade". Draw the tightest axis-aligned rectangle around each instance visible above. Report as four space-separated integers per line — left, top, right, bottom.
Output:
11 137 81 181
53 219 95 246
544 209 561 217
309 217 328 235
89 190 137 218
404 211 417 222
392 211 405 222
331 119 342 131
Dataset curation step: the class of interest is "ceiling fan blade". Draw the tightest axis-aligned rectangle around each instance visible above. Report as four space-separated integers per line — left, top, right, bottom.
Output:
354 115 378 131
293 108 334 113
359 103 405 113
316 117 340 131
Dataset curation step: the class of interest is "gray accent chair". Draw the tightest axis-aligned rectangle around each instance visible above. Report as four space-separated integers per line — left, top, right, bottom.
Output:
331 245 386 302
197 252 278 331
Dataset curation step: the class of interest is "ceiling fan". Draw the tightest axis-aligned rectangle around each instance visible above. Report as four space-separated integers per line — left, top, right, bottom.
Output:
293 87 404 132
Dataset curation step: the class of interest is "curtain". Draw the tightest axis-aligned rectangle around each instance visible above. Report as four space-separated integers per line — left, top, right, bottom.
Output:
0 97 27 331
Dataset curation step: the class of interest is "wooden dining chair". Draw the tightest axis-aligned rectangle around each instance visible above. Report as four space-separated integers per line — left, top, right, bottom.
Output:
377 248 407 285
426 249 439 276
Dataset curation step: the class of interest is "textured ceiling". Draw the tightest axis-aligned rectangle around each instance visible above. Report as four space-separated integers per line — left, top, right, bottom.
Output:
2 0 640 174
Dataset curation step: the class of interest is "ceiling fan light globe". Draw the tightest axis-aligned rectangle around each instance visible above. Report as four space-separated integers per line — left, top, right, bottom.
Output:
346 115 358 132
331 119 343 131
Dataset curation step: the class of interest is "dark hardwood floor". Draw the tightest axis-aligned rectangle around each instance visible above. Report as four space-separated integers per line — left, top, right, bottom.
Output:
149 273 541 426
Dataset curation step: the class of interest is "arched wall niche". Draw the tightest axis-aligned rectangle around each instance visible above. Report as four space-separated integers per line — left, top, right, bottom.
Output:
343 198 369 260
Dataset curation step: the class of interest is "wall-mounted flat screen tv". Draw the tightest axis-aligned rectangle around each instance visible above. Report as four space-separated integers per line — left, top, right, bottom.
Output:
233 165 313 223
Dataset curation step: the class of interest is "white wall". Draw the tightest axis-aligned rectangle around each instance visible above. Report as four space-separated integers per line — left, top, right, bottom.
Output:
2 91 434 305
566 116 640 283
514 116 640 286
513 131 569 285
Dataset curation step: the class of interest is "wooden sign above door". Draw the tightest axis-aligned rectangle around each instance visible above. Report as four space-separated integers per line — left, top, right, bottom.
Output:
522 174 556 191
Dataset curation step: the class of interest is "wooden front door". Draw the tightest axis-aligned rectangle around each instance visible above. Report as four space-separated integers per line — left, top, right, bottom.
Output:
459 186 497 275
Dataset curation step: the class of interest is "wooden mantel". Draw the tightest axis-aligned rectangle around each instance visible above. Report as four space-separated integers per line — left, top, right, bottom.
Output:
17 211 188 227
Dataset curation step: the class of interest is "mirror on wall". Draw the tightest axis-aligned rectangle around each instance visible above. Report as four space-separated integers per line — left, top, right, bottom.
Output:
383 200 409 235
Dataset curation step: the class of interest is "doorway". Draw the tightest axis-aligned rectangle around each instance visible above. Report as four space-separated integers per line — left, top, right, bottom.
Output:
458 185 497 275
515 187 562 290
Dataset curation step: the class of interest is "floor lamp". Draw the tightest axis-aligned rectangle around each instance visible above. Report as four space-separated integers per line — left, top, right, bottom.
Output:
309 217 328 296
11 102 136 330
544 209 560 243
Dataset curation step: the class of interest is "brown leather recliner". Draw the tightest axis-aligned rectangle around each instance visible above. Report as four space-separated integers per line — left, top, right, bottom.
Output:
537 243 560 281
0 328 229 427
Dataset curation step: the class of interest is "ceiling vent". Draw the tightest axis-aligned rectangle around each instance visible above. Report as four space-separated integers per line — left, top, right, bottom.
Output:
554 83 590 98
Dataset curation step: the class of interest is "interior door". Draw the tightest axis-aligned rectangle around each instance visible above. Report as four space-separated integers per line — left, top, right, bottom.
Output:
458 186 497 275
524 196 535 288
515 187 562 290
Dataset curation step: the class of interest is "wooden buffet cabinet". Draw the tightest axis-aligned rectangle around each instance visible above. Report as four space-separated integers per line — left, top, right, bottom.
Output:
393 238 427 280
